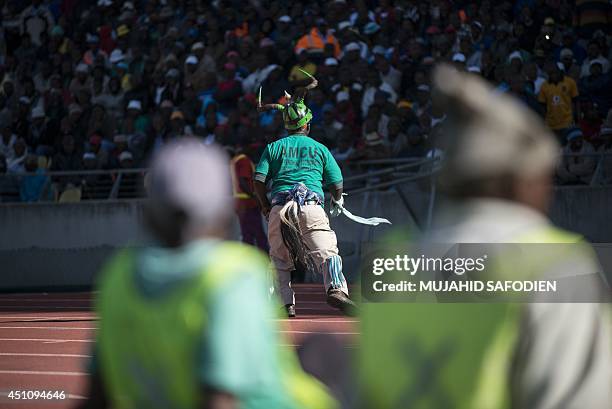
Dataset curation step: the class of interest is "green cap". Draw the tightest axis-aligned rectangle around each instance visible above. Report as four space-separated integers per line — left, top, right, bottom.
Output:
282 100 313 130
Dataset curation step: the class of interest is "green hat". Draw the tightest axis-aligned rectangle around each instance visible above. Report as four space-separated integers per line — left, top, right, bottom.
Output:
282 100 313 130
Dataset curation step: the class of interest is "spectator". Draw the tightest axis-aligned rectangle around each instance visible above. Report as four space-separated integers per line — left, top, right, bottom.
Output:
294 19 341 58
510 75 543 116
559 48 581 81
598 126 612 184
331 129 355 163
7 138 27 173
311 105 343 147
539 63 580 143
27 106 53 149
214 64 242 112
557 128 596 184
0 0 608 200
96 76 124 121
0 154 18 202
579 101 604 145
361 68 397 116
0 120 17 159
580 41 610 78
579 61 612 116
352 130 390 160
53 135 82 172
20 1 54 47
19 154 49 202
69 64 92 97
375 52 402 93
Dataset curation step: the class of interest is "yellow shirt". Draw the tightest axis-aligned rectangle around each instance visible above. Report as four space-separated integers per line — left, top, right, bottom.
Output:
538 76 579 130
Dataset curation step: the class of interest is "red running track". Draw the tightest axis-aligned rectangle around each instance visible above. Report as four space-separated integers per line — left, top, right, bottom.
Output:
0 284 357 408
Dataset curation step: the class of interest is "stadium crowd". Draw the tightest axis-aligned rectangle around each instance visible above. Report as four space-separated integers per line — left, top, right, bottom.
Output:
0 0 612 201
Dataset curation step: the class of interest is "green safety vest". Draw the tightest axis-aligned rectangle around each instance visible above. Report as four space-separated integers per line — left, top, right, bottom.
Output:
96 242 337 409
360 226 588 409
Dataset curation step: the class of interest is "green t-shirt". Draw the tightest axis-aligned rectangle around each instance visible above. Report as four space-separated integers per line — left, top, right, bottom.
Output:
92 240 295 409
254 134 343 198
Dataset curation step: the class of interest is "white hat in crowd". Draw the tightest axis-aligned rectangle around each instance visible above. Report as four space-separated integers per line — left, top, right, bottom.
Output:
336 91 350 103
452 53 466 63
127 100 142 111
109 49 125 64
185 55 198 65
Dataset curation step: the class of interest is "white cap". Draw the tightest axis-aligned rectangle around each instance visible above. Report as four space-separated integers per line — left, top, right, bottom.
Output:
338 21 352 31
507 50 523 62
119 151 133 161
452 53 466 63
75 63 89 73
83 152 97 160
324 58 339 66
278 15 291 23
467 65 481 73
344 42 360 52
185 55 198 65
191 42 204 51
433 64 558 186
127 100 142 110
31 107 45 118
147 138 232 227
417 84 430 92
560 48 573 58
109 49 125 64
372 45 386 56
336 91 350 102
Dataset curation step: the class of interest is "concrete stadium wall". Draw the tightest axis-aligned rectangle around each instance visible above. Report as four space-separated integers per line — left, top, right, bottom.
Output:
0 185 611 290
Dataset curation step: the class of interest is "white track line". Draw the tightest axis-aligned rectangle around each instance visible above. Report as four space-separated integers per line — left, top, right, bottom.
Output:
0 338 93 343
0 326 97 330
0 316 355 323
0 306 336 311
279 330 359 335
0 306 91 310
0 353 91 358
277 319 358 323
0 327 356 335
0 299 91 303
0 369 87 376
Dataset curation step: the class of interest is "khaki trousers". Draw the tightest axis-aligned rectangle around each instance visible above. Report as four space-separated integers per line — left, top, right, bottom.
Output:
267 204 349 306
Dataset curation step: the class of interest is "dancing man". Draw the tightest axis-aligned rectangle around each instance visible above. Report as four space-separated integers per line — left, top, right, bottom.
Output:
253 75 357 317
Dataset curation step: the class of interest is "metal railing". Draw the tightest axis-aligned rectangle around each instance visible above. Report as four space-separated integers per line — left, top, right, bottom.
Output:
1 152 611 204
0 168 147 203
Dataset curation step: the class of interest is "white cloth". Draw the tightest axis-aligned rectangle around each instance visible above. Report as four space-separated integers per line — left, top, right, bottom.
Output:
0 134 17 160
361 83 397 116
267 204 349 305
580 57 610 78
380 66 402 92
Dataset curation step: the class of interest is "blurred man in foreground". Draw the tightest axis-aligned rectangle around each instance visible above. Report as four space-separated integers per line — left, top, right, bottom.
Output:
79 139 336 409
360 66 611 409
